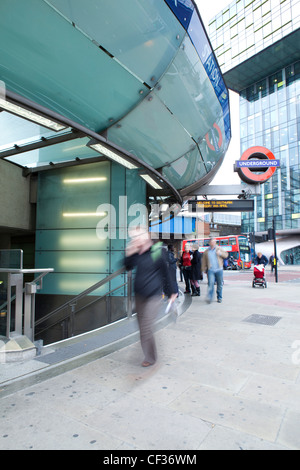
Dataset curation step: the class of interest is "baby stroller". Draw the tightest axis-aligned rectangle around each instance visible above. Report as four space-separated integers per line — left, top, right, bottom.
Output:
252 264 267 288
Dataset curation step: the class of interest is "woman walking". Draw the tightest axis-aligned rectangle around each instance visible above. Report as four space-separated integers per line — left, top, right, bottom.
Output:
190 245 202 296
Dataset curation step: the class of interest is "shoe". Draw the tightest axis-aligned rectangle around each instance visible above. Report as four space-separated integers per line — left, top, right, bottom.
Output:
142 361 153 367
217 299 222 303
184 291 191 294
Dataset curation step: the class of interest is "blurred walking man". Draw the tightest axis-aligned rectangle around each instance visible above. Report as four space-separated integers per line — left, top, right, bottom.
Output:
125 228 177 367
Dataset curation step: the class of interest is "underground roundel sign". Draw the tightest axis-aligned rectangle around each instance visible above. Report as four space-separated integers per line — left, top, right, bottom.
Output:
234 146 280 184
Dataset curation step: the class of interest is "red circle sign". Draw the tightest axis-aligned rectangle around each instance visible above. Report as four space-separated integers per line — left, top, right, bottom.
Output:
205 123 222 151
237 146 277 184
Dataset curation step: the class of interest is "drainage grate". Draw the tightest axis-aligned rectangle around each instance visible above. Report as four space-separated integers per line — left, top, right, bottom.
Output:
243 314 282 326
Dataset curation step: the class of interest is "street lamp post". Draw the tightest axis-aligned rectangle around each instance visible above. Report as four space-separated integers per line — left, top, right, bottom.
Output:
273 217 278 283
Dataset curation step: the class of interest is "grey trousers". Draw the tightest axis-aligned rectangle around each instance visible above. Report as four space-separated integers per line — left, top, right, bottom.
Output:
135 295 161 364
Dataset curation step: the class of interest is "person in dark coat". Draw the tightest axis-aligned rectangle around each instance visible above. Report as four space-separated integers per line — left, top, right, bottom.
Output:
124 228 177 367
254 252 268 266
190 245 202 296
167 245 178 295
178 251 184 282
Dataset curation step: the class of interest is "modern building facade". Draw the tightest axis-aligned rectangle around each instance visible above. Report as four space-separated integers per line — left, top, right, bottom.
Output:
0 0 230 342
209 0 300 263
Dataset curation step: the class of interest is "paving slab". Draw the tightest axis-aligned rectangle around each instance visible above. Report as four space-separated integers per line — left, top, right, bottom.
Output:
1 268 300 450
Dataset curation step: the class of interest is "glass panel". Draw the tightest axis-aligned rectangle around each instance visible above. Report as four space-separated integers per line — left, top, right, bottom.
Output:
157 36 221 142
47 0 183 84
0 111 71 152
111 251 125 274
188 10 231 131
36 162 111 295
36 229 109 252
38 273 109 296
198 116 228 170
107 93 194 168
0 0 148 132
0 272 7 336
36 250 109 274
0 250 23 269
126 169 147 222
35 161 146 296
162 146 207 189
36 162 110 229
110 273 126 297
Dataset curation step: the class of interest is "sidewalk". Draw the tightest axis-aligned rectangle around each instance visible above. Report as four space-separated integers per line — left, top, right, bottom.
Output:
1 268 300 450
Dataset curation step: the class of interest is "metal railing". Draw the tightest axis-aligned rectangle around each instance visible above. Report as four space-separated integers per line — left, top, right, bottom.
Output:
0 267 54 340
35 267 133 340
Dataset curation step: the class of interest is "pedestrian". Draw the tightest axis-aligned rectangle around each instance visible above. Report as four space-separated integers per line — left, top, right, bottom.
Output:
178 251 184 282
202 237 228 304
290 253 294 265
269 253 275 272
190 245 202 296
254 252 268 266
167 244 178 296
181 244 192 294
124 227 177 367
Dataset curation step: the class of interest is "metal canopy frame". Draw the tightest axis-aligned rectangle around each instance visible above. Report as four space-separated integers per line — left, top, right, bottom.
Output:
0 129 85 160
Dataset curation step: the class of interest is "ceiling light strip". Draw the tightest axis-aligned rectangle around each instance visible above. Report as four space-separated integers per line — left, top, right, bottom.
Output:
140 174 163 190
62 212 106 217
63 177 107 184
0 97 67 132
87 140 139 170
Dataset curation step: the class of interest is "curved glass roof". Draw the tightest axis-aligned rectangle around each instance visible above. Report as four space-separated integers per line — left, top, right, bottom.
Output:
0 0 230 195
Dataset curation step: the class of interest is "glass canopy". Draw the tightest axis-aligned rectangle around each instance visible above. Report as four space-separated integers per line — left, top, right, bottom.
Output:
0 0 231 193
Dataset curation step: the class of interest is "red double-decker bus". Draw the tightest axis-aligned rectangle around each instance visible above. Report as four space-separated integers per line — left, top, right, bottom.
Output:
182 235 251 269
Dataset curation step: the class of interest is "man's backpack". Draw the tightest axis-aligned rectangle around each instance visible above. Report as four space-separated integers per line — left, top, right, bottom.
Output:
150 242 164 263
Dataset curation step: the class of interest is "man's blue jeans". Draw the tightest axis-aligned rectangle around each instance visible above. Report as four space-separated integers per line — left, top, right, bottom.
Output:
207 269 223 302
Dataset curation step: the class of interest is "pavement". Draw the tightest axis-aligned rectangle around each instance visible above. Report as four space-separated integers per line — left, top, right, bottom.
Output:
1 265 300 450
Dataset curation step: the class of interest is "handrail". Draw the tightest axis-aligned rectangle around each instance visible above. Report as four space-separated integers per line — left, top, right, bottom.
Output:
36 279 129 337
0 269 53 311
35 267 132 338
0 267 53 340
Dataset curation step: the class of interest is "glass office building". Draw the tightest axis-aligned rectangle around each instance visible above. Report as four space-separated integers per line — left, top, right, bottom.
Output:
209 0 300 262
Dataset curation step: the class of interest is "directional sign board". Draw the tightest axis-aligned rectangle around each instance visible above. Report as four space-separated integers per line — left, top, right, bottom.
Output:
189 199 254 212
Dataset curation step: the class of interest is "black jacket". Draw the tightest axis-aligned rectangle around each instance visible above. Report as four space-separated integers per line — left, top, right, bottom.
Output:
124 244 176 298
191 250 203 281
254 254 268 266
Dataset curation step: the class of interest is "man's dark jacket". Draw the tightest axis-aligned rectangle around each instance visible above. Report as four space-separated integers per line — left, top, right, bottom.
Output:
124 244 176 298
